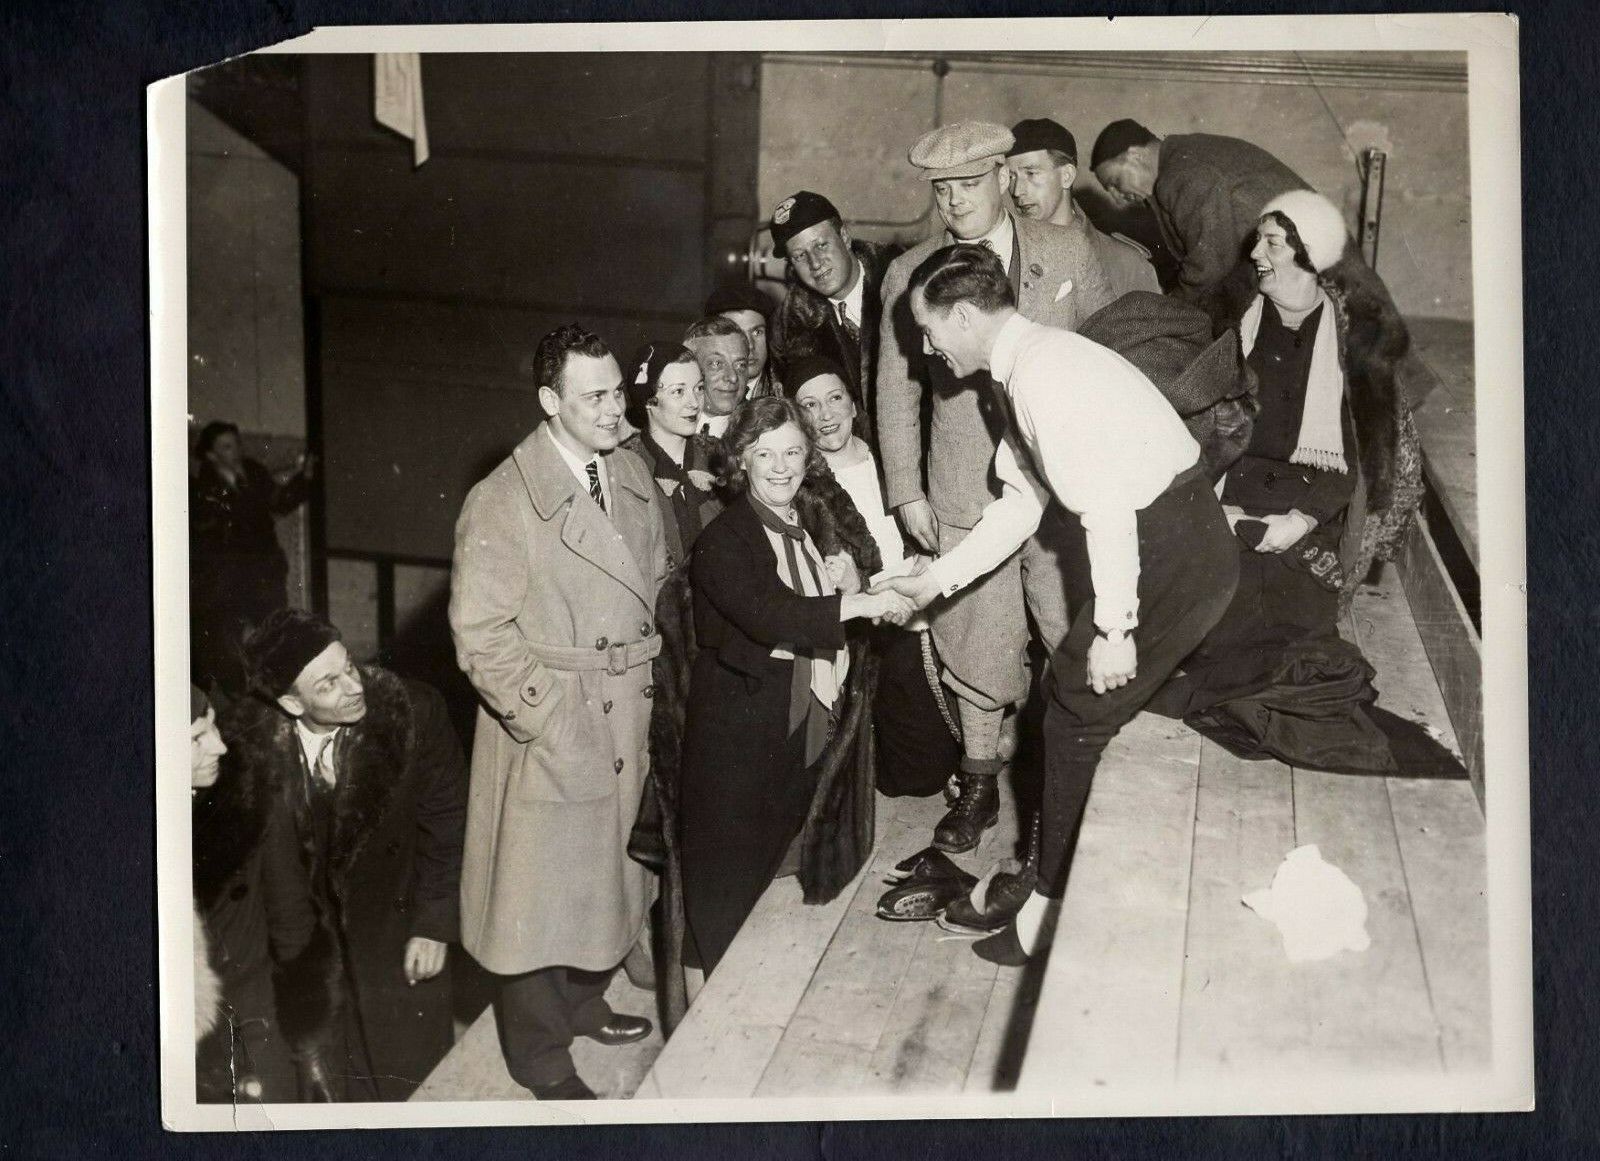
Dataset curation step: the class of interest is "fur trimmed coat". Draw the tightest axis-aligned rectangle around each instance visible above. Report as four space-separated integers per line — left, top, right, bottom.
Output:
217 668 469 1100
642 466 882 1028
1234 255 1423 608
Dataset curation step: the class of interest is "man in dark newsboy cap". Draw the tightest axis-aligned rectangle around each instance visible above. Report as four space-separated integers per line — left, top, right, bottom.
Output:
768 189 901 444
875 120 1119 858
1006 117 1158 298
219 608 469 1100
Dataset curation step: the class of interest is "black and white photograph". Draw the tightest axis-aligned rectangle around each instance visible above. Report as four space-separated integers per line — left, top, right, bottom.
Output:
150 15 1529 1128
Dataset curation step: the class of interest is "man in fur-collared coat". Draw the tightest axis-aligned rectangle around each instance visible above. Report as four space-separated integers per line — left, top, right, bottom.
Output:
227 609 469 1101
767 190 900 447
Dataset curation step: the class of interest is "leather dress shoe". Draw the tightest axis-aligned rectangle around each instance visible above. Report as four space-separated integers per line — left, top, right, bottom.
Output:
582 1013 653 1047
937 865 1038 936
530 1074 597 1100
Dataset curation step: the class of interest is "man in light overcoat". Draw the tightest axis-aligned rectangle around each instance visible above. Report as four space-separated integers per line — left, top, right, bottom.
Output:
449 323 670 1101
876 120 1118 856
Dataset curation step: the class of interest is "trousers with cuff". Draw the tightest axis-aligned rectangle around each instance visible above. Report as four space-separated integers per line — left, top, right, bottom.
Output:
493 964 618 1090
1036 464 1239 898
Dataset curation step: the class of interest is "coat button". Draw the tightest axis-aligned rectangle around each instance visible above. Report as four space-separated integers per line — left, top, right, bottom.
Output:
642 684 656 699
602 700 614 714
504 709 518 721
394 898 410 913
1263 471 1277 489
526 684 538 698
595 636 610 650
614 758 625 773
640 621 653 636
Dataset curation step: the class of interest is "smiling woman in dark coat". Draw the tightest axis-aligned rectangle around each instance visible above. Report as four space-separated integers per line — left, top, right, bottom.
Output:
677 397 913 974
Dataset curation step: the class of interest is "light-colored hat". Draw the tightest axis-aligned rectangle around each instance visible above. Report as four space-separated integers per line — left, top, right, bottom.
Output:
1260 190 1350 273
909 121 1014 182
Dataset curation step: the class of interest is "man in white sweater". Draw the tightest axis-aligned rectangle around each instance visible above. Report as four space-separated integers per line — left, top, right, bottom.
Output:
874 244 1238 964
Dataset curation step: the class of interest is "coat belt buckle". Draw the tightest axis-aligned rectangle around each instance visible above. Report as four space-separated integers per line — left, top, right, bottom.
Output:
606 642 630 676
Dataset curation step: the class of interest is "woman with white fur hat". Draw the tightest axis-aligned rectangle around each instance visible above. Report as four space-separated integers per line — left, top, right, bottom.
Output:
1152 190 1463 779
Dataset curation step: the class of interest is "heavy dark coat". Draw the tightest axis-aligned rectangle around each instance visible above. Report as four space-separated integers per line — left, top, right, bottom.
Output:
1150 134 1312 328
193 753 340 1099
771 239 899 444
218 667 469 1100
642 468 881 1027
1231 255 1423 606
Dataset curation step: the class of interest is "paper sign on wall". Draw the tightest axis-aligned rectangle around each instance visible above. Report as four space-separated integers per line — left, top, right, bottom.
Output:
374 53 429 167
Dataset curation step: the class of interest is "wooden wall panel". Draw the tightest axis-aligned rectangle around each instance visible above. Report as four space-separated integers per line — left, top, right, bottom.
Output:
305 154 707 315
301 53 761 564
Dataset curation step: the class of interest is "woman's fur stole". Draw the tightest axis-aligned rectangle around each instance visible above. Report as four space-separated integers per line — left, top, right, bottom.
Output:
1318 257 1425 608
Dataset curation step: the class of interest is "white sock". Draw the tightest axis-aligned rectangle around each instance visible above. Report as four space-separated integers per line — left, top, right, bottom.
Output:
1013 890 1056 955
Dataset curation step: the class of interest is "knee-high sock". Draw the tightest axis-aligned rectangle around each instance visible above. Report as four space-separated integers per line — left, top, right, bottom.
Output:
956 700 1003 762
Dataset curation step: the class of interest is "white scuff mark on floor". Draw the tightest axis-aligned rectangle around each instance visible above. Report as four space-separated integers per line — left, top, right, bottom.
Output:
1242 844 1372 963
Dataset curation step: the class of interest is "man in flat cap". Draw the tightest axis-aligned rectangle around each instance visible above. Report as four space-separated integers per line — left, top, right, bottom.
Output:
1090 119 1310 326
705 282 782 401
450 323 669 1100
876 120 1117 856
227 607 469 1100
768 190 901 447
1006 117 1159 299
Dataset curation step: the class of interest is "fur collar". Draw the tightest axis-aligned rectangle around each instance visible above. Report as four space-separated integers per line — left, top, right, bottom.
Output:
218 666 416 890
774 239 897 355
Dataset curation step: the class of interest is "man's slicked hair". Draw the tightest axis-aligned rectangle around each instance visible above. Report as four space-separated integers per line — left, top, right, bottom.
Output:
534 323 611 394
907 243 1016 314
682 314 745 344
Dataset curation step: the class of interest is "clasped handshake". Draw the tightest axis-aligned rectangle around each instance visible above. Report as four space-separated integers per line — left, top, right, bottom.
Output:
827 552 940 629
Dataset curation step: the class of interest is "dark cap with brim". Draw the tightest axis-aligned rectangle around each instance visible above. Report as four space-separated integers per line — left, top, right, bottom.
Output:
770 190 843 255
1008 118 1078 165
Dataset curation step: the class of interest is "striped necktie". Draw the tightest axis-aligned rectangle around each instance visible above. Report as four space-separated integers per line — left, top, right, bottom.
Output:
835 299 859 346
586 460 606 513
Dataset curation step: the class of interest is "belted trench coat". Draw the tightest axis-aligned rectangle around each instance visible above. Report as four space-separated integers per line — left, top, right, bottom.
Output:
449 425 670 975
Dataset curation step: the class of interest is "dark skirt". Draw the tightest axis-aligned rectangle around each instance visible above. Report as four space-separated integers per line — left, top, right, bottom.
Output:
678 648 820 973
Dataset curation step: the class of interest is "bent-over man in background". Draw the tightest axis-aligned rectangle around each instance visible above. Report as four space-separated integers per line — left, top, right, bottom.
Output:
1090 119 1310 326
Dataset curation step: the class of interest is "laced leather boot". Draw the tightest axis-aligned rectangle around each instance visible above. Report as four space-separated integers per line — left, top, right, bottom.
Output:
932 760 1001 854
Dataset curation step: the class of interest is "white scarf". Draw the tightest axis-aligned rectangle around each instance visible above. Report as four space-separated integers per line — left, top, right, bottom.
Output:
1239 290 1348 474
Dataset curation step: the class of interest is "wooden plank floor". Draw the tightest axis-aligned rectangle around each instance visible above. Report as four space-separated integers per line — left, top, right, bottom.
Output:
420 564 1487 1101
